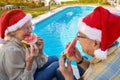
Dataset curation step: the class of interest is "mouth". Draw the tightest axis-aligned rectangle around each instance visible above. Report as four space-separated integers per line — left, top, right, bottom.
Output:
26 33 31 36
24 34 31 39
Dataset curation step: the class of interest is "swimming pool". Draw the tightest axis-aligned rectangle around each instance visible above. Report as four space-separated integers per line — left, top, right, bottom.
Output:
33 6 120 61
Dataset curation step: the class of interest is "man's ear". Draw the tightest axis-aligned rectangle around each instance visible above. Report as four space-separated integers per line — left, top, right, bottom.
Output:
94 40 100 50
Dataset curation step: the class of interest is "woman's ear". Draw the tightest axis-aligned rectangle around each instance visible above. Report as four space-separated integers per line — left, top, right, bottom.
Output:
94 40 100 50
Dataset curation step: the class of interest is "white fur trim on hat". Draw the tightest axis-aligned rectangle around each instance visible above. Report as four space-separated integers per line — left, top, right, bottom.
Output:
7 14 32 32
0 38 5 44
78 18 102 42
94 49 107 59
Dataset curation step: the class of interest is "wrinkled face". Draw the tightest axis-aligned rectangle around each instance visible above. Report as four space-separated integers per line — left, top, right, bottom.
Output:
13 21 32 41
77 32 100 56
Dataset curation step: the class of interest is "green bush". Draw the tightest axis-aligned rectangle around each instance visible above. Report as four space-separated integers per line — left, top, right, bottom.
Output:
0 1 7 6
61 1 78 5
78 0 108 4
23 6 49 17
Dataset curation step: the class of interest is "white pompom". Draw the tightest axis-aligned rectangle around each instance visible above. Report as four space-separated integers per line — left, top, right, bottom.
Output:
94 49 107 60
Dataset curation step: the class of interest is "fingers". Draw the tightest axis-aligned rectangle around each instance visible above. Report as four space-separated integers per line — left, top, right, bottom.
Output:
36 41 44 46
25 48 29 56
65 42 70 49
59 52 65 68
30 45 38 57
67 59 72 69
37 38 44 44
37 36 42 39
30 44 37 50
37 37 44 42
59 53 72 68
74 47 81 55
36 37 44 48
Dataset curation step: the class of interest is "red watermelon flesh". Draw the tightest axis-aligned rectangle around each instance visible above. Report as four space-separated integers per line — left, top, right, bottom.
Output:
24 34 37 45
65 37 78 57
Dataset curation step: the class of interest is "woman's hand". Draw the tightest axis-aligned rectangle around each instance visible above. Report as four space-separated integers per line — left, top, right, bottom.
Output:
59 53 74 80
25 45 38 70
36 36 44 53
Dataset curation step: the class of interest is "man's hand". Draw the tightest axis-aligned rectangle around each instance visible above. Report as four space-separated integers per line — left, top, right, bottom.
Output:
59 53 74 80
65 42 82 63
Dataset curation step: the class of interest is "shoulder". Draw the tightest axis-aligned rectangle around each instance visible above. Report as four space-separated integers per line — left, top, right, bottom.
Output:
0 42 26 65
0 41 25 58
1 42 20 51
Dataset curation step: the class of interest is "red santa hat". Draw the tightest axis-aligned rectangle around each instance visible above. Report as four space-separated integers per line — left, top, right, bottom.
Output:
0 9 32 42
78 6 120 59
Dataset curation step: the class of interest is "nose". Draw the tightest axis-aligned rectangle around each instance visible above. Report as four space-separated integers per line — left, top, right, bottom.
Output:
28 27 32 33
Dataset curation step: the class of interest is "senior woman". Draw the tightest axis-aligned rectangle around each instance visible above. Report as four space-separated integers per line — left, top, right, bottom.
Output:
59 6 120 80
0 9 59 80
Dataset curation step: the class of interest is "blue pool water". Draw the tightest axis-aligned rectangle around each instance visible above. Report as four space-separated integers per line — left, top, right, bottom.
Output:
33 6 120 64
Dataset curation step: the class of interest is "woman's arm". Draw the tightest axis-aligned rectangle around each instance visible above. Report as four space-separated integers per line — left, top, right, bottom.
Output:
4 45 37 80
35 51 48 68
35 36 48 68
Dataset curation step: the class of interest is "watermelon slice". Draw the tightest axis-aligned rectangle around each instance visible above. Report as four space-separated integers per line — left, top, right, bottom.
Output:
23 34 37 46
64 37 78 57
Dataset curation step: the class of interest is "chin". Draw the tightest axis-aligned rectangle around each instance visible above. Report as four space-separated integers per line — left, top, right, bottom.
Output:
83 49 86 53
83 50 89 54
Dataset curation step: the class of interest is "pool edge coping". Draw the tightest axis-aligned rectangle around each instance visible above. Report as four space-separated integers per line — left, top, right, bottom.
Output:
31 4 120 25
31 5 97 25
